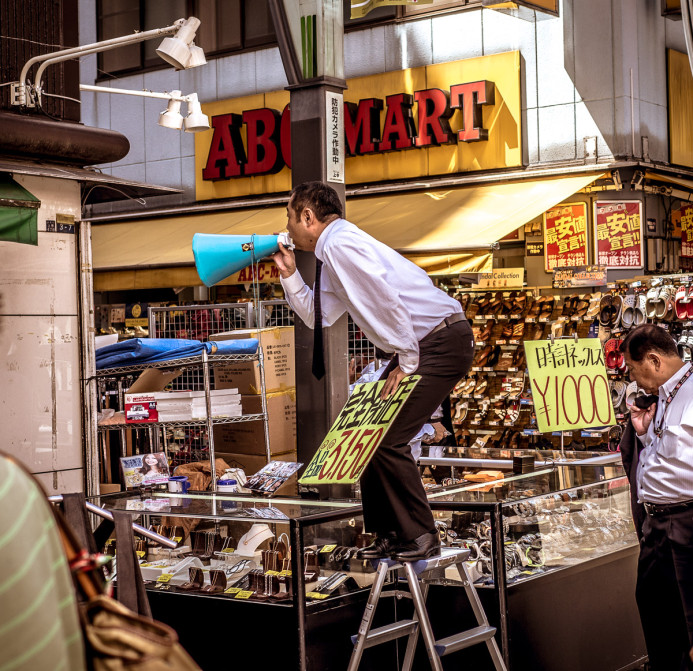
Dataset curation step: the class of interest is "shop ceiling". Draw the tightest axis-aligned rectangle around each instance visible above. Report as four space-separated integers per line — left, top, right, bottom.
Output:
91 171 605 291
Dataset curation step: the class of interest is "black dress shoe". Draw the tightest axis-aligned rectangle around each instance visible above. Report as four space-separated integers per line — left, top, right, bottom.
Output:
355 533 399 560
393 532 441 562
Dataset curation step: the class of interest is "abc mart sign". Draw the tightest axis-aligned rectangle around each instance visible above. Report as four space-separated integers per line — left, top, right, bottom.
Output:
194 51 521 200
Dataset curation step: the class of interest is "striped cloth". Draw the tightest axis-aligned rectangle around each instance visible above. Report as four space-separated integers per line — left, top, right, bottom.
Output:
0 457 86 671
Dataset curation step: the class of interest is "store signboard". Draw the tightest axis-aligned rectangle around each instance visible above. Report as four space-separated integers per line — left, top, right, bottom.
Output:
594 201 643 268
195 51 521 200
524 339 615 433
472 267 524 289
553 266 607 289
680 203 693 259
543 202 589 272
299 376 420 485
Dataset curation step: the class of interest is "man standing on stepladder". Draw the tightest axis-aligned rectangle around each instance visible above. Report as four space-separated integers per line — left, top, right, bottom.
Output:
273 181 474 561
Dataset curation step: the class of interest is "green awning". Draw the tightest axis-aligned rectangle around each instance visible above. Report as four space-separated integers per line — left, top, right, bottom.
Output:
0 175 40 246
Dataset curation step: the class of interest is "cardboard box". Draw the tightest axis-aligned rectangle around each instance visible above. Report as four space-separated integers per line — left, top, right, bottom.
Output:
212 326 294 394
216 451 298 497
213 389 296 456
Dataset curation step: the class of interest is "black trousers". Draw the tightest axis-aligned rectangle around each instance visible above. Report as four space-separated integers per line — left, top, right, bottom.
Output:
636 508 693 671
360 319 474 541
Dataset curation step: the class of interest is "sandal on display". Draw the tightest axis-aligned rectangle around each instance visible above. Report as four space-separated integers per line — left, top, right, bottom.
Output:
655 286 673 320
453 402 469 424
511 294 527 316
620 290 636 329
474 378 488 396
610 294 623 328
574 295 591 319
645 287 659 320
502 320 515 339
505 403 521 424
551 319 566 339
479 319 496 342
687 286 693 319
586 292 602 319
526 299 542 319
538 297 555 321
474 345 493 368
486 345 502 368
561 295 578 318
610 380 627 414
532 322 546 340
495 350 515 372
604 339 623 370
599 294 613 327
512 320 526 340
634 293 648 326
675 286 690 321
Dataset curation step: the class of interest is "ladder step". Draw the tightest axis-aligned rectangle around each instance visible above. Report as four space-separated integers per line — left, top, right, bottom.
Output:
434 625 497 657
350 620 419 648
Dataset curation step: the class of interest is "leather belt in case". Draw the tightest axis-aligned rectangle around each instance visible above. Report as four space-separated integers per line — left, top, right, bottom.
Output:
430 312 465 336
643 499 693 516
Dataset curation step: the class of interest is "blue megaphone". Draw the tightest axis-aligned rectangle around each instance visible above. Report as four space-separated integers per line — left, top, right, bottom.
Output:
192 232 294 287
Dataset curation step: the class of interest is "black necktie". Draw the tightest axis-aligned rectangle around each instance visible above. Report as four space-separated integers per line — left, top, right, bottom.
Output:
312 259 325 379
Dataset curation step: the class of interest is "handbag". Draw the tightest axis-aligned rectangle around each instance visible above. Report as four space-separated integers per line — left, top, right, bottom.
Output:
52 497 201 671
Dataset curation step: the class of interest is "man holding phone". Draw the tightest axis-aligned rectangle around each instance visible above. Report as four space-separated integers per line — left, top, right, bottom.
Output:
620 324 693 671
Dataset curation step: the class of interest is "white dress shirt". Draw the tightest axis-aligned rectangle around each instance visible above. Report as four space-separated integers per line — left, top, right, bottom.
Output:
280 218 463 374
636 362 693 504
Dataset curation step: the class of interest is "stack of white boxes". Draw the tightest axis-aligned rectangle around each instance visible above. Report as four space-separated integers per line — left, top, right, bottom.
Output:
155 388 242 422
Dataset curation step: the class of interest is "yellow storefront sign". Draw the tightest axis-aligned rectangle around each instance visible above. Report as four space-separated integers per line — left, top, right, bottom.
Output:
299 376 420 485
524 339 615 433
195 51 521 200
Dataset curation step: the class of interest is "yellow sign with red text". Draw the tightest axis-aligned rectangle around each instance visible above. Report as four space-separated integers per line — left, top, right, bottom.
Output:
299 377 420 485
195 52 521 200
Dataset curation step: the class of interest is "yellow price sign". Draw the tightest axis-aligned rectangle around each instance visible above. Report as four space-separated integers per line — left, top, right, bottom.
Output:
136 551 146 558
300 377 420 485
235 590 253 599
265 570 280 576
524 338 615 433
221 548 235 554
320 545 337 554
278 570 292 577
225 587 242 595
306 592 329 600
157 573 174 584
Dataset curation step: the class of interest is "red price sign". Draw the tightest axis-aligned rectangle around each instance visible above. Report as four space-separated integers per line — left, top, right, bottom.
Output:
594 201 643 269
543 202 588 272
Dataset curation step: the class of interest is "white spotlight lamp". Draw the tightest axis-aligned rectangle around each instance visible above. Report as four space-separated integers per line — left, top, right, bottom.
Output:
158 91 184 130
187 44 207 69
156 17 204 69
184 94 210 133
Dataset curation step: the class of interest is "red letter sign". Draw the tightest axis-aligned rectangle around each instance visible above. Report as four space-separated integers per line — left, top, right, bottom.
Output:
344 98 383 155
202 113 246 180
449 81 495 142
414 88 455 147
378 94 416 151
242 108 284 175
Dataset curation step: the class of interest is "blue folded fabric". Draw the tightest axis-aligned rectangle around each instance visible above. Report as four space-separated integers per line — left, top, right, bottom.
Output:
96 337 259 369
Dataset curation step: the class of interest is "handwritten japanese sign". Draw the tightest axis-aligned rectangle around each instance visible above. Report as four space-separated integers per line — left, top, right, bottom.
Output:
524 339 615 433
299 376 419 485
544 202 589 272
594 201 643 269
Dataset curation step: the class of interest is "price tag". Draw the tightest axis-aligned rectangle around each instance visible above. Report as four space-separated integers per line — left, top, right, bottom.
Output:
225 587 242 595
235 590 253 599
265 570 279 576
173 536 183 543
278 570 292 577
136 551 146 558
306 591 329 600
221 548 235 554
157 573 174 584
320 544 337 553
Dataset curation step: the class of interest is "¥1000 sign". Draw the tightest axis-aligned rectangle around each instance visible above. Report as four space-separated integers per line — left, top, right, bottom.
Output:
299 376 420 485
524 339 615 433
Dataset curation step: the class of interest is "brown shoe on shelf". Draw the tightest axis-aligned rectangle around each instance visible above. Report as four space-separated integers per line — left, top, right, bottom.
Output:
474 345 493 367
479 319 495 342
532 322 546 340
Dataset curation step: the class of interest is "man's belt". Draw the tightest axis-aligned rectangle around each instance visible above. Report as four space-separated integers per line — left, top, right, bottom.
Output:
643 499 693 516
430 312 465 336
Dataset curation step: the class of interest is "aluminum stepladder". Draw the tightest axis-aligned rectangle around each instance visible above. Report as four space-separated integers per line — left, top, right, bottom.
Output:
347 547 507 671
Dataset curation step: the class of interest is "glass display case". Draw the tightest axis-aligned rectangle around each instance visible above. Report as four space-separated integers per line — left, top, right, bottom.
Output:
89 464 645 671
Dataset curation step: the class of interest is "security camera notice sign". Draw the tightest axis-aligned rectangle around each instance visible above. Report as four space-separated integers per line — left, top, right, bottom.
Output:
299 376 420 485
